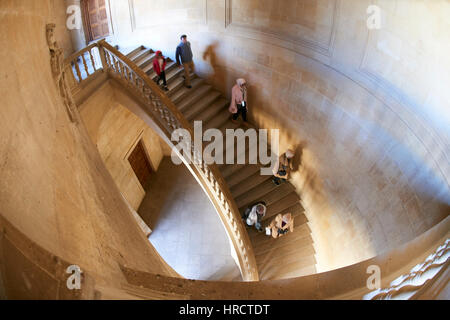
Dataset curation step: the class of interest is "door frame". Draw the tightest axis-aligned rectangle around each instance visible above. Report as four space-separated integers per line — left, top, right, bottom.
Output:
80 0 114 43
125 132 155 191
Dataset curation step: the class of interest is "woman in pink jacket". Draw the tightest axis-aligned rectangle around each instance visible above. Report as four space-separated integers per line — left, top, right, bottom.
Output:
229 78 249 126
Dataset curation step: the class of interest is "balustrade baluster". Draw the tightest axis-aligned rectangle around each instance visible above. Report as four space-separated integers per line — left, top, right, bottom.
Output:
127 67 132 84
66 63 78 88
89 49 97 72
104 51 111 68
117 59 123 78
132 70 136 85
125 66 130 83
120 61 126 79
108 53 114 71
81 53 89 77
113 56 119 75
73 60 82 83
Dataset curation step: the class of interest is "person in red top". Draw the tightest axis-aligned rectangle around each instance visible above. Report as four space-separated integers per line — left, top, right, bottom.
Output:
153 51 169 91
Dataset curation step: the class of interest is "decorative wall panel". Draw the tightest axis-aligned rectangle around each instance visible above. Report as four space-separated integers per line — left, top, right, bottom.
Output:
225 0 339 57
129 0 207 31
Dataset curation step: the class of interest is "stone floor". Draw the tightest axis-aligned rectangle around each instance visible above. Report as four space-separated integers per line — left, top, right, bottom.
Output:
138 157 241 281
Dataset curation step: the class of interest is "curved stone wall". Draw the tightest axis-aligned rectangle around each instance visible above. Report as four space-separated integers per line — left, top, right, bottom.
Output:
107 0 450 272
0 0 178 288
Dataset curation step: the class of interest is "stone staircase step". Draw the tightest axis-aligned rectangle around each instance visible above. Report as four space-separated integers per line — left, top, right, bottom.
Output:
185 91 222 121
167 73 196 96
204 109 231 132
255 234 315 263
216 136 251 173
252 223 312 256
226 165 261 189
178 85 212 113
294 213 308 228
130 48 152 63
135 51 155 69
264 192 301 221
124 46 145 59
260 255 317 280
171 78 204 105
259 248 315 272
231 171 272 199
193 98 229 125
220 162 248 179
237 180 295 212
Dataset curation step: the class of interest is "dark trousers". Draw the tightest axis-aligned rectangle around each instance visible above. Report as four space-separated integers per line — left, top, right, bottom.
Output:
272 176 287 186
232 104 247 121
156 71 167 86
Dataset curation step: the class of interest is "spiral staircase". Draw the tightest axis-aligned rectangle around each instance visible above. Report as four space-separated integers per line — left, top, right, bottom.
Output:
120 45 317 280
2 36 447 300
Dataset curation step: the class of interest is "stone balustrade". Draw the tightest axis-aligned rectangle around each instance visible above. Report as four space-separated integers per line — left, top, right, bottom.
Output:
65 40 259 281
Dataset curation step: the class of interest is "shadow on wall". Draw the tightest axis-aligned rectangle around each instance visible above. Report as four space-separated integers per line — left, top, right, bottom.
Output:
203 42 219 83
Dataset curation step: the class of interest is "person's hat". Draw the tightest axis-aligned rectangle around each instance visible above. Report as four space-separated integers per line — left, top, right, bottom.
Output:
237 78 246 86
156 50 162 56
286 149 295 159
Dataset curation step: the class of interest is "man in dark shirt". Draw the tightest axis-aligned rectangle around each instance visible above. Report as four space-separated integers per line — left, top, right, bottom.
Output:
176 35 194 89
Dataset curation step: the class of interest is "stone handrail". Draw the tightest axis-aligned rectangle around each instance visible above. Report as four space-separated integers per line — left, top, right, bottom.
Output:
65 40 259 281
64 42 103 94
2 210 448 299
114 216 450 299
364 238 449 300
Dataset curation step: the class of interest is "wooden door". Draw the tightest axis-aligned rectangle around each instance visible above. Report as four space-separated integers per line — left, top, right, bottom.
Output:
128 141 152 189
82 0 110 41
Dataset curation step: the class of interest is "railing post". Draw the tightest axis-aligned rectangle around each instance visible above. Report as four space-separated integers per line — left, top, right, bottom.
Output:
97 42 108 71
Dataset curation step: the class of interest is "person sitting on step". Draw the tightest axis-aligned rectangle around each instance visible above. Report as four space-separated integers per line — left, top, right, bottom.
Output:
242 201 267 232
272 149 295 186
229 78 250 127
153 51 169 91
266 213 294 239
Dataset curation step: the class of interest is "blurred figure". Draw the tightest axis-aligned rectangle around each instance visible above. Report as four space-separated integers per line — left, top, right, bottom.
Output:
272 149 295 186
